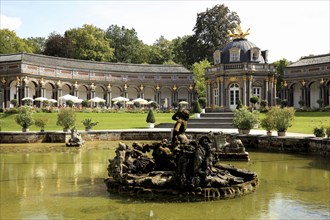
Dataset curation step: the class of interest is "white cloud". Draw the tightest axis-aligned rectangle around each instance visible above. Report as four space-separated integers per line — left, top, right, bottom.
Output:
0 14 22 30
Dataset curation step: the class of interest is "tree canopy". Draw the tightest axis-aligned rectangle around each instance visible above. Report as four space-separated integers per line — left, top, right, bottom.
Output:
192 59 211 97
0 29 33 54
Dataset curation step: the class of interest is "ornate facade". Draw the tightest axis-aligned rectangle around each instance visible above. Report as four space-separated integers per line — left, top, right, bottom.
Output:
0 53 195 109
282 54 330 108
205 28 277 110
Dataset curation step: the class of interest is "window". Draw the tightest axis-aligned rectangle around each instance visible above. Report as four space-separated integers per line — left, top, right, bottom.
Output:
213 88 219 105
253 87 261 99
250 47 260 61
229 48 240 62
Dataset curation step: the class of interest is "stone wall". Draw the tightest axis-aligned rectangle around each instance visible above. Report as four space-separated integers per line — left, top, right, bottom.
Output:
0 130 329 157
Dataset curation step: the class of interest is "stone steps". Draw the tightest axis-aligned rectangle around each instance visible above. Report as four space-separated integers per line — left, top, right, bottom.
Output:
155 112 235 129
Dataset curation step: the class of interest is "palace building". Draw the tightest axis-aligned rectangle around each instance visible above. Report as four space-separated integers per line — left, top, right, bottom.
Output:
281 53 330 108
0 53 195 109
205 26 277 110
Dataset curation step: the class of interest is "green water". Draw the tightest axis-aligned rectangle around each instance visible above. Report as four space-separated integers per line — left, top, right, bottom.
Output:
1 141 329 220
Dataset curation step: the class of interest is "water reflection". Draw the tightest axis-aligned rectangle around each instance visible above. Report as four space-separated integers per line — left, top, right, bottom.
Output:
0 142 329 220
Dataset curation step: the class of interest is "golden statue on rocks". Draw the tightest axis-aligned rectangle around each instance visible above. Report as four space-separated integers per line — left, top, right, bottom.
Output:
228 25 250 39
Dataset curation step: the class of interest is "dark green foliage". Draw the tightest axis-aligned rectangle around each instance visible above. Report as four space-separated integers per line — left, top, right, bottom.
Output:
15 106 35 129
236 100 243 109
66 100 74 107
146 109 156 123
192 100 202 113
250 96 259 105
10 99 18 107
81 118 99 129
172 101 179 108
198 97 207 109
56 108 76 130
81 100 89 107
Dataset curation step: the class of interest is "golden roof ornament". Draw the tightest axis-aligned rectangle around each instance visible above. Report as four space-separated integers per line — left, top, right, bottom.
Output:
228 25 250 39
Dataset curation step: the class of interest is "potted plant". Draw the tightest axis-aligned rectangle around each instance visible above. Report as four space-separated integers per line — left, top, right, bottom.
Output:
15 106 35 132
35 117 49 132
260 115 275 136
10 99 18 108
82 118 99 131
298 100 305 109
236 100 243 110
250 96 259 110
313 125 325 137
192 100 202 118
56 108 76 132
198 97 207 113
268 106 295 136
232 106 259 134
146 109 155 128
326 126 330 139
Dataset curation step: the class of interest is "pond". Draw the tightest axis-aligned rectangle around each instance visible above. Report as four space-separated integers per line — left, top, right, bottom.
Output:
1 141 329 220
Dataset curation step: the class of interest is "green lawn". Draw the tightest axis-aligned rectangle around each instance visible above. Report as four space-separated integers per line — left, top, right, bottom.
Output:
0 112 175 131
0 111 329 134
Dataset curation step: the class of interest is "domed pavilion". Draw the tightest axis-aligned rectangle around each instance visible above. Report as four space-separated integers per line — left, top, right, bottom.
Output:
205 26 277 110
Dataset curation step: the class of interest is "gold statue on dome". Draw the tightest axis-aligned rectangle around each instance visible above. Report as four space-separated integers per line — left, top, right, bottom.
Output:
228 25 250 39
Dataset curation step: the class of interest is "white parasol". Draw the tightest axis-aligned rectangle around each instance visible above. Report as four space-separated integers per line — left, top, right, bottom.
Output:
48 99 58 103
22 97 34 101
112 96 129 102
89 97 106 103
132 98 148 104
59 94 78 101
73 99 84 104
34 97 48 102
179 101 189 105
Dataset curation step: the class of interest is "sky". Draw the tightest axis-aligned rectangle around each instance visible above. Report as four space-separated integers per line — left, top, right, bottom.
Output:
1 0 329 63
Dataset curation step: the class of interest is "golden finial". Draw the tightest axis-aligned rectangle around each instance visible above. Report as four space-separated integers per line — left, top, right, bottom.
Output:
228 25 250 39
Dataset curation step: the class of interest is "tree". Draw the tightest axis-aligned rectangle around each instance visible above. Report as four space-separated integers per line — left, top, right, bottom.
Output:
273 58 290 95
65 24 114 61
15 106 35 131
192 59 211 97
146 109 156 123
0 29 33 54
56 108 76 131
24 37 46 54
152 36 174 64
43 32 72 57
105 25 145 63
193 4 240 62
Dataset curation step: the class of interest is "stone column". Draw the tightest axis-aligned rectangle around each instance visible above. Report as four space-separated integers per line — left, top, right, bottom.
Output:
56 80 62 106
248 75 253 107
220 77 224 107
106 84 112 108
15 76 21 106
206 81 211 106
90 83 95 107
139 84 144 99
1 77 6 109
172 85 177 104
265 77 269 102
242 76 247 106
155 85 160 106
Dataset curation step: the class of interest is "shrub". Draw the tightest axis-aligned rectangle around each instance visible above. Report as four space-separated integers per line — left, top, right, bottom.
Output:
35 117 49 131
172 101 179 108
192 100 202 113
236 100 243 109
15 106 35 130
313 126 325 137
281 99 288 108
66 100 74 107
82 118 98 130
268 106 295 132
260 100 268 108
56 108 76 131
10 99 18 107
298 100 305 108
326 126 330 138
233 107 259 130
250 96 259 108
260 115 275 132
198 97 207 109
150 102 158 109
146 109 156 123
81 100 89 107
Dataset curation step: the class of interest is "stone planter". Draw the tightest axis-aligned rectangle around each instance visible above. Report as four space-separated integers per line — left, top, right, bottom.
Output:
195 113 201 118
63 128 69 132
85 128 91 132
148 123 154 128
239 129 250 134
277 131 286 136
201 109 205 114
266 131 272 136
22 128 29 132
